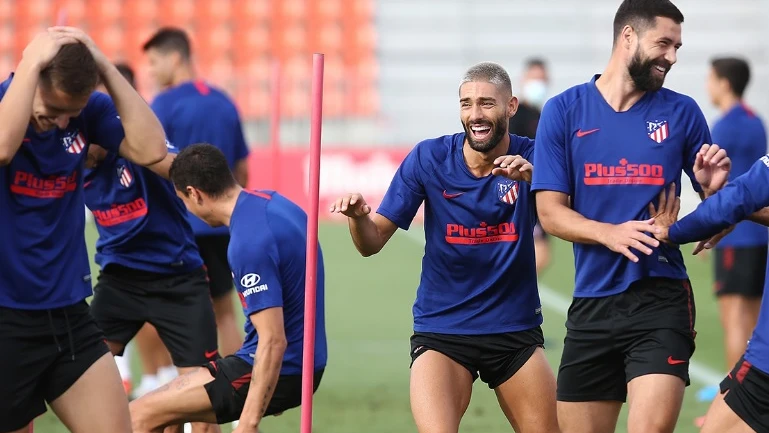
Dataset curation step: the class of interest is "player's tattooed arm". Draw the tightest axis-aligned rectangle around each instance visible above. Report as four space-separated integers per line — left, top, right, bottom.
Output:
237 307 286 430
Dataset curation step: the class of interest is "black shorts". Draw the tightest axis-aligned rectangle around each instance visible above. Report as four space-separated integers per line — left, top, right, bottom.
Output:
409 326 545 389
714 246 767 298
196 235 234 298
557 277 696 402
720 356 769 433
90 265 219 367
0 301 111 432
203 355 325 424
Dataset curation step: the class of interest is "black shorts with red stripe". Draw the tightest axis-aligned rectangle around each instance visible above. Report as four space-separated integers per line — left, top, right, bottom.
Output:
720 356 769 433
203 355 324 424
714 246 767 298
557 277 696 402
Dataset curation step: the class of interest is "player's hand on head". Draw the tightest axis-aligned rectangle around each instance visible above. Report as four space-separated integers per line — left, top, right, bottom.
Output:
492 155 533 182
47 26 109 70
694 144 731 195
22 31 79 69
600 219 662 263
648 182 680 240
329 193 371 218
692 224 735 255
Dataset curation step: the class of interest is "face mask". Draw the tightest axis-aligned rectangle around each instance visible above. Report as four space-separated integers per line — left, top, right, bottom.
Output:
522 79 548 109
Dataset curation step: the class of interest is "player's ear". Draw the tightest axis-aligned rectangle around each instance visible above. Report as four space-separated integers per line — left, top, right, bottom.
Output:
508 95 519 119
622 25 635 49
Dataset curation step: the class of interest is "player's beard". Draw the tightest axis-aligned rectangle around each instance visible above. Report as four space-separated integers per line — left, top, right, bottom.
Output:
463 114 508 153
627 49 671 92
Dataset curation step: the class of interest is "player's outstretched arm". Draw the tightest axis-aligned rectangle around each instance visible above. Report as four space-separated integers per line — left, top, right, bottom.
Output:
0 32 77 165
51 27 167 167
329 193 398 257
662 156 769 246
537 190 662 263
237 307 287 431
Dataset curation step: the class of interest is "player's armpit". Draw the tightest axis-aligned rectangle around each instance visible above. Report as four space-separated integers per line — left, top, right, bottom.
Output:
144 152 176 180
239 307 287 428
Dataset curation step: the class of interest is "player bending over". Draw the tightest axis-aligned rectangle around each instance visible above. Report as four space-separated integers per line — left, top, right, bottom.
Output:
130 143 326 433
331 62 559 433
84 141 220 433
0 28 168 433
531 1 731 432
653 155 769 433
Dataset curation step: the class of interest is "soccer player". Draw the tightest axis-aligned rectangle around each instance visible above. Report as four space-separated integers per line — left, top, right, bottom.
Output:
0 27 168 433
705 56 768 376
654 156 769 433
142 27 250 359
531 1 731 432
129 144 326 433
94 60 181 398
330 62 558 433
83 140 220 433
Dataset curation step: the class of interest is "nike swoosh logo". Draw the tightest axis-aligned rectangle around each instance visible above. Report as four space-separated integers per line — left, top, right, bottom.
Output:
667 356 687 365
205 349 219 359
576 128 600 137
442 190 464 199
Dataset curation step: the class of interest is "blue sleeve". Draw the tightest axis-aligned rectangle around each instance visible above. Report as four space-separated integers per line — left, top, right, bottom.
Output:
232 109 250 162
669 155 769 244
232 232 284 316
531 98 570 194
376 143 427 230
85 92 125 153
682 100 711 193
150 96 173 140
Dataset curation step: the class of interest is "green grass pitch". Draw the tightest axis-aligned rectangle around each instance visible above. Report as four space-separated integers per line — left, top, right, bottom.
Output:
33 222 727 433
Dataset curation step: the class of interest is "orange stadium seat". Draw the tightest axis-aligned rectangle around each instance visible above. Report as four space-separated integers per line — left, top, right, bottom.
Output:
157 0 194 27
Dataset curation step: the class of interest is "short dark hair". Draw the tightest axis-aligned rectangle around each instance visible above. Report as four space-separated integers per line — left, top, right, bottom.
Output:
40 42 99 97
114 63 136 88
613 0 684 45
525 57 547 70
170 144 237 199
142 27 191 60
711 57 751 98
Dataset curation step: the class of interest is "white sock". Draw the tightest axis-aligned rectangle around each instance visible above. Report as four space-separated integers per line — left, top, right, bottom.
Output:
158 365 178 384
115 353 131 381
137 374 158 390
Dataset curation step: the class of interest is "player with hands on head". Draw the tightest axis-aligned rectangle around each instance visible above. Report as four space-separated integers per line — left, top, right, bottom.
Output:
0 26 167 433
331 61 559 433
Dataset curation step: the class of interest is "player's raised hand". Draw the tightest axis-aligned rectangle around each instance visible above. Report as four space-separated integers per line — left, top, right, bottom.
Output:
329 193 371 218
47 26 109 71
492 155 532 182
22 30 78 69
648 182 680 242
694 144 731 195
599 219 661 263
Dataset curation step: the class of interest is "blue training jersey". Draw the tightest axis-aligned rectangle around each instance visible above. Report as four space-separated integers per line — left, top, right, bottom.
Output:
531 75 711 298
0 77 124 309
377 133 543 335
668 155 769 373
84 143 202 274
711 104 768 248
151 80 250 237
230 190 327 375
